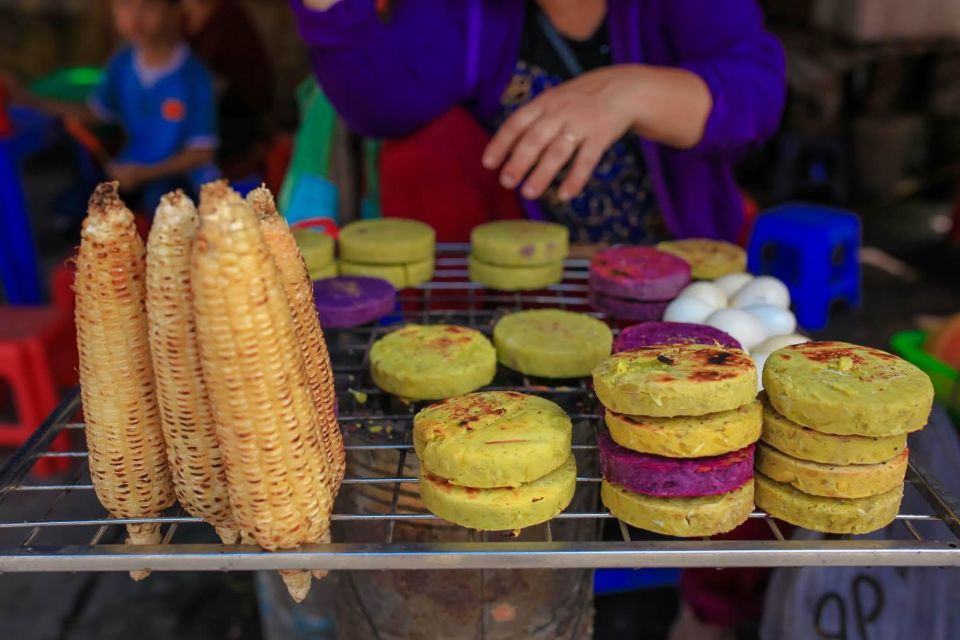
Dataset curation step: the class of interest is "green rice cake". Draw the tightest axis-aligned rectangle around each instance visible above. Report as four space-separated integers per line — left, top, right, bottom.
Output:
338 218 435 265
761 398 906 465
593 344 757 417
494 309 612 378
370 325 496 400
471 220 569 266
414 391 572 488
754 472 902 534
420 454 577 531
468 256 563 291
755 442 907 499
605 401 761 458
601 479 754 537
339 257 433 289
763 341 934 437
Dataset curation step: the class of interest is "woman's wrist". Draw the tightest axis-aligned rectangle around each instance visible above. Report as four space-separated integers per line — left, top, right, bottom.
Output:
303 0 343 10
614 64 711 149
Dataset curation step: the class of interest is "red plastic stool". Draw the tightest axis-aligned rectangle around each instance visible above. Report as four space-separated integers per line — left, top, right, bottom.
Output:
48 262 79 389
0 307 72 475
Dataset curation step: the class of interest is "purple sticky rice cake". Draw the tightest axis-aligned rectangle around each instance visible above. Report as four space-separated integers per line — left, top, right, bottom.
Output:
312 276 396 329
589 291 669 322
598 431 754 498
589 246 691 301
614 321 741 353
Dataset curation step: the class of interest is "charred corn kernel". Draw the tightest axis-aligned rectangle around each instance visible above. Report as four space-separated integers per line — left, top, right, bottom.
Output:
248 187 345 491
76 182 176 580
146 191 239 544
193 182 334 601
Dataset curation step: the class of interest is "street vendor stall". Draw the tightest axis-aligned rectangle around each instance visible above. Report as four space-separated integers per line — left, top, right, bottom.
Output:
0 222 958 638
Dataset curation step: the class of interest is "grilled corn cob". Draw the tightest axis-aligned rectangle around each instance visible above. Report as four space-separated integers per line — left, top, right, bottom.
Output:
248 187 345 492
146 191 239 545
76 182 176 580
192 182 334 601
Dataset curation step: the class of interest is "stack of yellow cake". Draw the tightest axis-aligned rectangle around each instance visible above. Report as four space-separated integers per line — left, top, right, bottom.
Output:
414 391 576 530
757 341 935 534
469 220 569 290
338 218 435 289
592 344 762 537
292 228 337 280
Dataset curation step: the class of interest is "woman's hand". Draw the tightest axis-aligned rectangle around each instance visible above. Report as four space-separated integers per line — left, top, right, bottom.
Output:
482 64 711 201
482 66 642 202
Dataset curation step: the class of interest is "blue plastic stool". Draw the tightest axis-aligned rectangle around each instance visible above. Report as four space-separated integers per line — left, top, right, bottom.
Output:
748 204 861 331
594 568 680 597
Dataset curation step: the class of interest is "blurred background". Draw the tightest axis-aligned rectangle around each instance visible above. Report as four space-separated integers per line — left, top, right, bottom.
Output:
0 1 958 639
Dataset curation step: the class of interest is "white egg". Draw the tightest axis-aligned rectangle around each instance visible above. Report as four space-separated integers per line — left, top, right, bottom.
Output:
731 276 790 309
753 334 810 354
752 350 770 390
663 297 715 324
714 272 754 298
704 308 767 351
742 305 796 338
677 282 727 309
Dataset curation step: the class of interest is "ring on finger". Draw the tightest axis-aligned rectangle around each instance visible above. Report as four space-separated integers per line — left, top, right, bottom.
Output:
561 131 580 146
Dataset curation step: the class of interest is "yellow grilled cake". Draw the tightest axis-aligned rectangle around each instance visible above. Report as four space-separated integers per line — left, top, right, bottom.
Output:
292 228 335 272
420 454 577 531
763 341 934 437
656 238 747 280
605 401 762 458
308 261 338 281
761 398 906 465
339 257 434 289
755 442 907 499
338 218 435 265
471 220 569 267
370 325 496 400
494 309 613 378
755 472 902 534
593 344 757 417
601 479 754 537
469 256 564 291
414 391 572 488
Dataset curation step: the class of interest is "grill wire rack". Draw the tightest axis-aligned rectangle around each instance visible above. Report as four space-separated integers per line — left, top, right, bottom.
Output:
1 244 959 574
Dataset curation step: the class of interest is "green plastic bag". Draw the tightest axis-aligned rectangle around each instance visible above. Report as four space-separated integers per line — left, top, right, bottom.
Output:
279 78 381 223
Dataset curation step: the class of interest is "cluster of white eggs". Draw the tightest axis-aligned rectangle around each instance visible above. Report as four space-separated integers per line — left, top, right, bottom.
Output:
663 273 810 388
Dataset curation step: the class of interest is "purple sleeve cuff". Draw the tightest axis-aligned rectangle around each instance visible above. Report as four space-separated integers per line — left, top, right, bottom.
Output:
289 0 378 47
678 40 785 158
677 60 739 156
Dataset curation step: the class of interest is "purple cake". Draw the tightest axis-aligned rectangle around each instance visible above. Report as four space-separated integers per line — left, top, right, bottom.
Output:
589 246 691 301
589 291 669 322
614 322 741 353
312 276 396 329
598 431 754 498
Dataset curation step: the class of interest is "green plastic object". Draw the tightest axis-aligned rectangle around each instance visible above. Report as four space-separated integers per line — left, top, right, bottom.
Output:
891 330 959 422
278 78 335 215
29 67 102 103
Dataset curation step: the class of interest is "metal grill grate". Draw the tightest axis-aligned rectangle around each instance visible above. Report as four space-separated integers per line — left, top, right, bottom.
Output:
1 245 959 572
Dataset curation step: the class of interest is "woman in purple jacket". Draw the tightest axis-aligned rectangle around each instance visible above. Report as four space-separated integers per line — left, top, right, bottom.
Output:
292 0 784 245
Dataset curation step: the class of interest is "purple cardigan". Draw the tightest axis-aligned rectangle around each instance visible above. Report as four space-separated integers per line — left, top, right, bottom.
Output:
290 0 786 241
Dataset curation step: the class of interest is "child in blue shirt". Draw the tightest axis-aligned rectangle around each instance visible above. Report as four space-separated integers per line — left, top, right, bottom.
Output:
5 0 217 213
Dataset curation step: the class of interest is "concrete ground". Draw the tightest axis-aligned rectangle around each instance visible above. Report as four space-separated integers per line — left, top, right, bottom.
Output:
1 146 958 640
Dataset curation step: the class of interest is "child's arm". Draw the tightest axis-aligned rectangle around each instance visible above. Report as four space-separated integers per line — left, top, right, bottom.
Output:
0 71 100 123
107 147 215 191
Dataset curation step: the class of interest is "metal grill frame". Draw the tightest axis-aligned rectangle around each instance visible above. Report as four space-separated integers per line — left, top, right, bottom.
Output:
1 245 959 573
